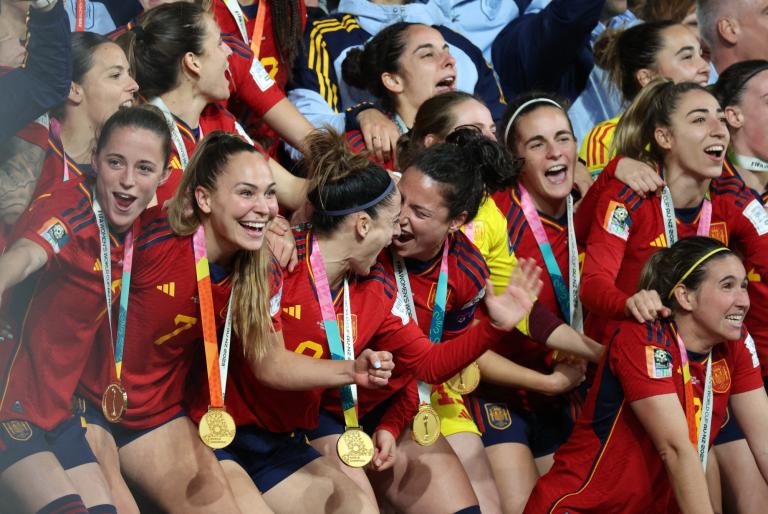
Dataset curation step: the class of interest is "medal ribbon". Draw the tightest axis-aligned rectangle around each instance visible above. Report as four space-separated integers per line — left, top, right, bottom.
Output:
660 181 712 245
673 328 714 470
149 97 203 170
221 0 267 57
92 198 136 382
309 235 359 428
392 241 450 405
192 225 233 409
518 185 578 326
730 151 768 173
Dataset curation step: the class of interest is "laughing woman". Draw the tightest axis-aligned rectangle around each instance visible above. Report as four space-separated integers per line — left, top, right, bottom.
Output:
526 237 768 513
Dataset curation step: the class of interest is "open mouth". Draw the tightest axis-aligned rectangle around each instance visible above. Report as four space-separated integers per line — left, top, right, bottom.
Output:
239 220 267 237
113 192 136 211
704 145 725 160
544 164 568 185
121 99 134 108
435 75 456 93
725 313 744 327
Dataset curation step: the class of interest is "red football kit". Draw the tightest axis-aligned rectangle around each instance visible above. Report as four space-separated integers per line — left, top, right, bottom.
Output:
0 178 124 430
198 227 507 433
524 319 763 513
78 208 282 429
31 123 94 203
580 158 768 343
722 158 768 377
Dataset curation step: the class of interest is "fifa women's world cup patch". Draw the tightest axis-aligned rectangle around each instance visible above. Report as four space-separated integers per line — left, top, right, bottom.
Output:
38 217 69 254
602 201 631 240
645 346 672 379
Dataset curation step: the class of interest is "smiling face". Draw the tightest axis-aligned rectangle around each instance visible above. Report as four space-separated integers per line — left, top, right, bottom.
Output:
393 166 460 261
94 126 169 233
655 89 729 179
679 254 749 343
75 43 138 128
514 105 577 216
194 14 232 102
385 25 457 115
651 24 710 86
196 151 278 260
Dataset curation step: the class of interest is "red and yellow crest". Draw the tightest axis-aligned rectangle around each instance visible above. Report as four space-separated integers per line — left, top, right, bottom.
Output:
336 313 358 344
711 359 731 394
708 222 729 246
427 283 453 311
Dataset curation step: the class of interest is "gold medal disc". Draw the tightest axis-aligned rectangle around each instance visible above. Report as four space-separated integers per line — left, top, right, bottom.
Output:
101 382 128 423
412 405 440 446
336 427 374 468
446 361 481 395
198 407 236 449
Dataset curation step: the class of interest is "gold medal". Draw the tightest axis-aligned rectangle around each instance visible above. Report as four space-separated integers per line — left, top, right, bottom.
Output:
336 427 374 468
198 407 236 449
412 404 440 446
101 382 128 423
446 361 481 395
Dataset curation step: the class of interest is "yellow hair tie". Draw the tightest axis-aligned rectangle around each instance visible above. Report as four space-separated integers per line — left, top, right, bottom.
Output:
667 247 730 299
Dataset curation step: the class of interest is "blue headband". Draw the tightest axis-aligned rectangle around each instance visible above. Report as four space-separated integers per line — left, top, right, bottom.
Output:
315 179 395 217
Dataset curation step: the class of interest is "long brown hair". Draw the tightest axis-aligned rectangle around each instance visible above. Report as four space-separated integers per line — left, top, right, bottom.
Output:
168 131 274 362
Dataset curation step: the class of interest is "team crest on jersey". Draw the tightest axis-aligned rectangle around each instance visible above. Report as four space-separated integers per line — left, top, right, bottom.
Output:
1 420 32 441
38 217 69 254
428 283 453 311
708 222 729 245
336 313 358 344
646 346 672 379
484 403 512 430
711 359 731 394
602 201 631 240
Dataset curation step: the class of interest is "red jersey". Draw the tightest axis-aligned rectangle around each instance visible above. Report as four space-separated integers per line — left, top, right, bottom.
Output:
31 123 93 203
722 159 768 376
345 129 396 171
0 178 124 430
580 158 768 343
205 227 504 433
155 103 249 206
78 208 282 429
486 188 587 411
333 232 489 435
524 320 762 513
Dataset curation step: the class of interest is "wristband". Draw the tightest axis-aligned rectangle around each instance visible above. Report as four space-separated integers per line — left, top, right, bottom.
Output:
344 101 377 131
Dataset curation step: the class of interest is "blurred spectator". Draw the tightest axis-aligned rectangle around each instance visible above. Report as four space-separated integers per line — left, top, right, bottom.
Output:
698 0 768 73
63 0 141 34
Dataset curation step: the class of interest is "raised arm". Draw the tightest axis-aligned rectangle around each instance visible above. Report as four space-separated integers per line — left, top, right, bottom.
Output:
0 237 49 306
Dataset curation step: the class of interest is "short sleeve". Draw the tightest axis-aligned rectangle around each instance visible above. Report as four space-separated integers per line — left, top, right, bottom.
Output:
609 324 677 403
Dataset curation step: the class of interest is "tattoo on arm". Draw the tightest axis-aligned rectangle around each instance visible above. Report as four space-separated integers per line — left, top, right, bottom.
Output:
0 137 45 226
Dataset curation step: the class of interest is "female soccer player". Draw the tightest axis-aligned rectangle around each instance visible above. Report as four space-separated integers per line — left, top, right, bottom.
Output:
0 105 171 514
341 21 458 169
580 79 768 511
34 31 138 196
581 21 710 177
76 130 394 514
118 2 305 208
526 237 768 513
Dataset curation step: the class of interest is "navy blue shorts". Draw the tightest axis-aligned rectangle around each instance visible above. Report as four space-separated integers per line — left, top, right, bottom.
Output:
714 404 745 446
73 396 185 448
215 425 321 493
0 416 97 473
466 396 574 458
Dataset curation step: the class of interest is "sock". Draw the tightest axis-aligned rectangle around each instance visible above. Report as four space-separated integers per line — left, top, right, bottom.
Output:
36 494 89 514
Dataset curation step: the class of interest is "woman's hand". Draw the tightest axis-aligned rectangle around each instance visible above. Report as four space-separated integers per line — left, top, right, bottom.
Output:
358 109 400 164
354 349 394 388
624 289 671 323
370 429 397 471
266 216 298 272
544 360 587 395
484 258 543 331
615 157 664 198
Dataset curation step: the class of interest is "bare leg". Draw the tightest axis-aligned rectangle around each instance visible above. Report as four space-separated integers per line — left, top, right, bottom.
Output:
445 431 502 514
706 448 722 514
309 434 378 506
85 423 140 514
486 443 539 514
119 416 240 514
716 439 768 514
368 429 478 514
0 452 85 513
533 453 554 476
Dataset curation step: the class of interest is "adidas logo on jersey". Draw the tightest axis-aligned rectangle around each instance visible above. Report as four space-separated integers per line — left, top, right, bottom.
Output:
649 234 667 248
93 259 102 271
283 305 301 319
156 282 176 297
